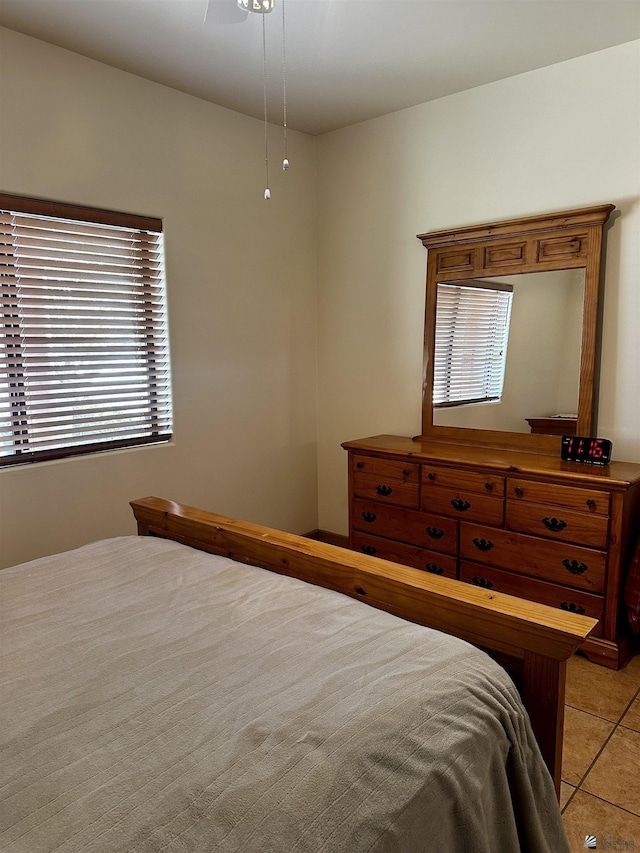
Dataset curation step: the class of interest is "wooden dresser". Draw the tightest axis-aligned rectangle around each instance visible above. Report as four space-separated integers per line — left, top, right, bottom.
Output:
343 434 640 668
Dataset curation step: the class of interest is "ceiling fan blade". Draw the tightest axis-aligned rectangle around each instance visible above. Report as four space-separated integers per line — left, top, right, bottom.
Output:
204 0 249 24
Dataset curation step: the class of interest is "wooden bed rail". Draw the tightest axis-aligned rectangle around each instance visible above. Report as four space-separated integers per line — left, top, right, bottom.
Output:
131 496 597 796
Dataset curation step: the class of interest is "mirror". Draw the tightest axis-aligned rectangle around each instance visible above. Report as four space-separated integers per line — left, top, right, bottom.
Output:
433 269 585 433
417 205 615 454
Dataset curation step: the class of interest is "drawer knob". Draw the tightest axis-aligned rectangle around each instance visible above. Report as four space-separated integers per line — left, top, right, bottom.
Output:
402 469 411 477
361 511 377 523
427 472 436 481
361 545 377 556
425 563 444 575
562 558 588 575
451 498 471 512
425 526 445 539
543 516 567 533
472 537 494 552
586 499 596 509
472 576 494 589
356 461 363 468
514 486 523 496
561 601 586 615
484 482 493 491
375 484 393 497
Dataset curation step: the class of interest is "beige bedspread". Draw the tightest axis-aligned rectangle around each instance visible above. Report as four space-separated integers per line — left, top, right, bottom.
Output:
0 536 569 852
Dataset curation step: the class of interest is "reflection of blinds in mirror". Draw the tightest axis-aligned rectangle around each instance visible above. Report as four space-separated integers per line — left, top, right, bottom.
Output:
434 280 513 407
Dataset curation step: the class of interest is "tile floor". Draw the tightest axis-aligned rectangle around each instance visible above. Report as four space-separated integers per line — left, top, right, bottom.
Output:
561 651 640 852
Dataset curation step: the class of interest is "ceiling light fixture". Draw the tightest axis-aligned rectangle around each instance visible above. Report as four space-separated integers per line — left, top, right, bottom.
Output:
237 0 274 11
238 0 288 199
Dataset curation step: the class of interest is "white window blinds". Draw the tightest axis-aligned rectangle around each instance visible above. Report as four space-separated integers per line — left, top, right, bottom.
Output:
433 280 513 407
0 195 172 466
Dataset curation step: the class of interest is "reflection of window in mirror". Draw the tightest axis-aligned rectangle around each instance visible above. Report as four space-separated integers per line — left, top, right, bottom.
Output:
433 270 585 433
434 280 513 408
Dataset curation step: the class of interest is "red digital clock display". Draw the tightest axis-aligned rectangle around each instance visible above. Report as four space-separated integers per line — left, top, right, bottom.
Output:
561 435 612 465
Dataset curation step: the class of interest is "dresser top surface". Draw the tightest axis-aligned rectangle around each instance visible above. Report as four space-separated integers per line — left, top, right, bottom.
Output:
342 435 640 489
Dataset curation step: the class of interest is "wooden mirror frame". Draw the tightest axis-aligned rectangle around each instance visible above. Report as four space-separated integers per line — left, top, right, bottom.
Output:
417 204 615 455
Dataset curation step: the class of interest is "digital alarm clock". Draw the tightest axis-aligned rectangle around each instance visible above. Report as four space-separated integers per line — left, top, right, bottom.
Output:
561 435 612 465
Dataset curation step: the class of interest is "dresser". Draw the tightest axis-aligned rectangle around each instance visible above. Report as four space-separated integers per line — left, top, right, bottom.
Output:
343 434 640 669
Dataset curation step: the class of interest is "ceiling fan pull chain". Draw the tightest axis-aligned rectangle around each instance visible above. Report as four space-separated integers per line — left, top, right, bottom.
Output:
263 11 270 199
282 0 289 171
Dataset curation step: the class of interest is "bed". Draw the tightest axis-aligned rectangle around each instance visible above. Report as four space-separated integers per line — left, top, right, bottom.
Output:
0 496 597 852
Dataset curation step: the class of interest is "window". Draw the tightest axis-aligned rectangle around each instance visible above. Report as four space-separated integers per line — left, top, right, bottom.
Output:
433 279 513 407
0 194 172 466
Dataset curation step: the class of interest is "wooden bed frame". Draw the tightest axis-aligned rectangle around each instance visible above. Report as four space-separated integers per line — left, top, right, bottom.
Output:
131 496 598 798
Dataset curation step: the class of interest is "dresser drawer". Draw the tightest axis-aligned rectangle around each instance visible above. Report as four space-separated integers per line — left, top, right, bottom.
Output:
422 486 504 525
351 531 458 578
352 455 419 483
459 561 604 634
423 464 504 496
460 523 606 593
352 499 458 555
508 478 610 515
353 472 419 509
506 500 609 549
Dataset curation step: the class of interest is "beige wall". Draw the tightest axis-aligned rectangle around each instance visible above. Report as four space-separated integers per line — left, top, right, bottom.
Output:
0 29 318 568
1 30 638 565
316 40 640 535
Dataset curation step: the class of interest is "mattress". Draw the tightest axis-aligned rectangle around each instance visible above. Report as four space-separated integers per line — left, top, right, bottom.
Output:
0 535 569 852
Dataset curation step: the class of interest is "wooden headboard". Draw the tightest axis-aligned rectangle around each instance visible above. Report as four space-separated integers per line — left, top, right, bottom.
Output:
131 496 597 796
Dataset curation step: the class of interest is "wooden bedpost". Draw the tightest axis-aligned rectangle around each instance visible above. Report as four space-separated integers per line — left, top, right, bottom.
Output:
523 652 567 799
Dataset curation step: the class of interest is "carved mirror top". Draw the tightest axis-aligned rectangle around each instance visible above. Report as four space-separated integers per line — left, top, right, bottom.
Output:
417 204 615 455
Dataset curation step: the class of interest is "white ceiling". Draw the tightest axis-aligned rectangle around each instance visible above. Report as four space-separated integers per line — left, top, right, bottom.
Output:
1 0 638 136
